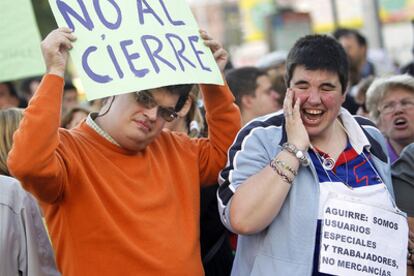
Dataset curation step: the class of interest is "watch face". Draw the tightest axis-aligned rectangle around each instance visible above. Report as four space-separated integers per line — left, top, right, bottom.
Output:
296 151 304 159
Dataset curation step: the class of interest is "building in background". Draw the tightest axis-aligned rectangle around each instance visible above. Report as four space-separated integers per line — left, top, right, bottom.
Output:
187 0 414 71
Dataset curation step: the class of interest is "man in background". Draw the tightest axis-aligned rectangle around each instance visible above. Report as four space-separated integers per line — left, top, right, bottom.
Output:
62 81 79 115
0 82 25 109
226 66 281 125
333 28 375 86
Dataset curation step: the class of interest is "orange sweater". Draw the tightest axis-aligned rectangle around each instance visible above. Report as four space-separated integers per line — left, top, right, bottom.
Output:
8 74 240 276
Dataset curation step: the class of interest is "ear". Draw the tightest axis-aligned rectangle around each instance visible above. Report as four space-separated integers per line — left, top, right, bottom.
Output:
176 97 192 117
241 94 254 110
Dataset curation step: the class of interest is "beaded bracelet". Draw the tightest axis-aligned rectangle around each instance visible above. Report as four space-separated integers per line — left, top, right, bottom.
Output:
271 158 297 176
269 158 294 185
282 142 310 166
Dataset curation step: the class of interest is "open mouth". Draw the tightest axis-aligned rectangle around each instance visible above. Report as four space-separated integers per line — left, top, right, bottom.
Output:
302 109 324 123
393 117 408 129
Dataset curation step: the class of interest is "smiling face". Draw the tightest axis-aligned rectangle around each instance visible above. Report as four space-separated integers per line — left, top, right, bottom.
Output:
377 87 414 148
290 66 345 142
98 88 179 151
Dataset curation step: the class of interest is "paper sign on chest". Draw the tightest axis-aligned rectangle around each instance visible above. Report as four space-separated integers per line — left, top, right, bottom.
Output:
48 0 223 100
319 192 408 276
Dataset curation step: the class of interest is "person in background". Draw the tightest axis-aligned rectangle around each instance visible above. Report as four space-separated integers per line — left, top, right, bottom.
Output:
218 34 403 275
354 76 375 118
391 143 414 275
256 51 287 81
225 66 281 125
366 74 414 163
20 76 42 103
270 73 287 108
61 106 90 129
0 108 60 276
8 27 240 275
164 88 234 276
256 52 287 108
62 81 79 115
333 28 375 115
0 82 26 109
333 28 375 86
164 87 204 137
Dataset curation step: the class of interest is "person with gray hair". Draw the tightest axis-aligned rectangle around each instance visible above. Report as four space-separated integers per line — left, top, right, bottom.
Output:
366 74 414 162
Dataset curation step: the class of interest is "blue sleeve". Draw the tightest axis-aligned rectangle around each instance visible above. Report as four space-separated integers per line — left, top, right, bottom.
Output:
217 118 283 231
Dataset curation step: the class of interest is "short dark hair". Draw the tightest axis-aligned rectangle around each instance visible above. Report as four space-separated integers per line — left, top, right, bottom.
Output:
333 28 367 47
225 66 267 108
285 34 349 94
164 84 193 112
2 82 18 98
64 81 77 93
20 76 42 96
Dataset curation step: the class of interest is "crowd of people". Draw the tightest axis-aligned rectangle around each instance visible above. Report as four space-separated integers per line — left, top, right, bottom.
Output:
1 24 414 276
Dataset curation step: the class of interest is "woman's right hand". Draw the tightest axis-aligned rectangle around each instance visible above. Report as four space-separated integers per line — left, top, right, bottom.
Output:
283 88 310 151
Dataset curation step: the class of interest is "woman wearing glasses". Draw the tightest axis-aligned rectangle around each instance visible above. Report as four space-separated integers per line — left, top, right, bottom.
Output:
366 74 414 163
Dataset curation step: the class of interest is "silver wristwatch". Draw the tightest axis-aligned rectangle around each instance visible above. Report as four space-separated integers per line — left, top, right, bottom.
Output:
282 142 310 166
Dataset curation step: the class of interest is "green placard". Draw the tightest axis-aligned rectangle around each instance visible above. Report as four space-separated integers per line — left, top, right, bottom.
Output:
0 0 45 82
48 0 224 100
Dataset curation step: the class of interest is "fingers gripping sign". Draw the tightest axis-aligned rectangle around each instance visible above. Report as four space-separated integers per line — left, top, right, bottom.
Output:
41 27 77 78
283 88 310 152
200 30 228 73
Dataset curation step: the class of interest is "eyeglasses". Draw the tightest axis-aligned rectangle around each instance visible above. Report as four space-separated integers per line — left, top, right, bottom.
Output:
379 98 414 115
134 91 178 122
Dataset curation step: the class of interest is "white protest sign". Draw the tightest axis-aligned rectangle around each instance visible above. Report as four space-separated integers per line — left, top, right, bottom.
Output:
48 0 224 100
319 197 408 276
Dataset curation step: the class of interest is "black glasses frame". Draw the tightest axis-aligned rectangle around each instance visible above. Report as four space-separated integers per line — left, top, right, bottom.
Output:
134 91 178 122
